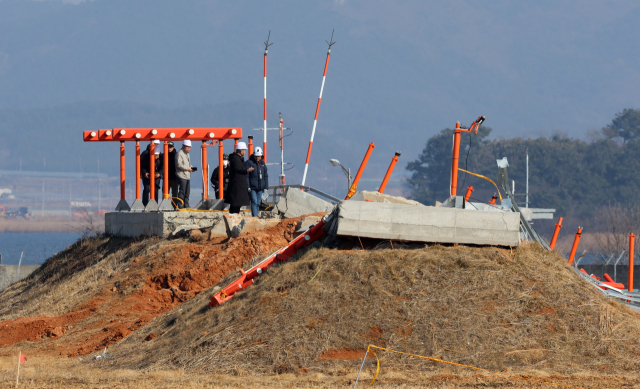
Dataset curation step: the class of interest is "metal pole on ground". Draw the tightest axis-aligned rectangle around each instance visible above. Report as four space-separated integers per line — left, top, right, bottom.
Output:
567 227 582 265
549 217 563 249
629 233 635 292
345 142 375 200
378 152 401 194
302 30 336 186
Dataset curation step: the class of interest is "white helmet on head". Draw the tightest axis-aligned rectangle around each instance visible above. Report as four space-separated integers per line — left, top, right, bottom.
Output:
254 147 263 157
236 142 248 150
182 140 192 147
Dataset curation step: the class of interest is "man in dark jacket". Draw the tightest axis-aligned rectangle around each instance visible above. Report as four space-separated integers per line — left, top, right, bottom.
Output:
226 142 253 214
141 143 163 206
167 141 178 201
245 147 268 217
210 153 230 200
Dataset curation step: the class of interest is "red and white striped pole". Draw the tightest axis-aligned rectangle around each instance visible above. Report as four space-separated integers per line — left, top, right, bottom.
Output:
263 32 272 163
301 30 335 186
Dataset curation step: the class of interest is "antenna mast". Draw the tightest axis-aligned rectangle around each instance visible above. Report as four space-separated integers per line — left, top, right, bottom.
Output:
263 31 272 163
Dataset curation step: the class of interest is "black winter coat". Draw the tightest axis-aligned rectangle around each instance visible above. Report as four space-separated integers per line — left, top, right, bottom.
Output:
210 166 230 199
245 155 269 191
167 149 177 180
141 153 164 187
226 152 250 206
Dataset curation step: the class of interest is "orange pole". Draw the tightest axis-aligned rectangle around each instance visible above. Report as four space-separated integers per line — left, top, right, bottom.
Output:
218 140 224 199
629 233 635 292
567 227 582 265
549 217 563 249
489 195 498 205
345 142 376 200
378 152 401 193
135 141 140 199
163 141 169 200
202 141 208 199
234 139 238 152
119 141 125 200
150 141 155 200
451 122 462 197
464 186 474 202
248 136 254 156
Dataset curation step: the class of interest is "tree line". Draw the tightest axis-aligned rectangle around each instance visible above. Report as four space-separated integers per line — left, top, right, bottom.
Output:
405 109 640 223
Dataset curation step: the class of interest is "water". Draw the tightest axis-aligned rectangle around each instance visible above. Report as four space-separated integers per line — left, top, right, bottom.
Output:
0 233 82 265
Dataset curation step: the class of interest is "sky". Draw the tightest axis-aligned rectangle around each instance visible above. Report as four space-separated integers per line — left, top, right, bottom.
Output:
1 0 640 195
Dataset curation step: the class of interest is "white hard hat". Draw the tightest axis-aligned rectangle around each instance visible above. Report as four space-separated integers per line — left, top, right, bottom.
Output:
154 150 160 155
236 142 248 150
182 140 192 147
254 147 263 156
153 140 160 144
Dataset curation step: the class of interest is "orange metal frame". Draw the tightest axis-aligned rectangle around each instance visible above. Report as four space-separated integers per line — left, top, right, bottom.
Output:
451 116 484 197
84 127 242 208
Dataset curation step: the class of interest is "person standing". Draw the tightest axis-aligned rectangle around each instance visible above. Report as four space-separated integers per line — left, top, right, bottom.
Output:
245 147 268 217
176 140 195 209
141 140 161 206
210 153 230 200
167 141 179 201
226 142 253 214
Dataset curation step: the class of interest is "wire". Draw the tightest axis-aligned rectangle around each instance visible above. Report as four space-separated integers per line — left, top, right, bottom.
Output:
460 130 472 190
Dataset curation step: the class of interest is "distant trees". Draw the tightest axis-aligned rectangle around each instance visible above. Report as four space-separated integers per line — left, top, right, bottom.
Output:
405 109 640 222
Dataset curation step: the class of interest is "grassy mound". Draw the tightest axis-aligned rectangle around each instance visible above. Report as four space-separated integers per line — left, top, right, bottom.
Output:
107 243 640 376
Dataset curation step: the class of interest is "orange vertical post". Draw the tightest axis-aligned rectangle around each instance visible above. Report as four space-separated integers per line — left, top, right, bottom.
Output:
464 186 474 202
378 152 401 194
202 141 208 199
567 227 582 265
489 194 498 205
135 141 141 200
345 142 376 200
248 136 254 156
629 233 635 292
451 122 462 197
163 141 169 200
150 141 155 200
234 139 238 152
119 141 125 201
549 217 563 249
218 140 224 200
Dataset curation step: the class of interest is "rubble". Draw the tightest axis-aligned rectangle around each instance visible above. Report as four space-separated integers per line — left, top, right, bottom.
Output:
275 187 333 218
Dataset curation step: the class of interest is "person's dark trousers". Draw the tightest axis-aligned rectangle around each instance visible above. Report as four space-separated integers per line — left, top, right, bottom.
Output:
229 205 241 214
142 181 150 206
177 178 190 209
169 180 179 200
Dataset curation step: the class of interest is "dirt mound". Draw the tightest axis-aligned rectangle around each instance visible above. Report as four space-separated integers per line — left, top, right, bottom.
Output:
105 243 640 376
0 215 314 357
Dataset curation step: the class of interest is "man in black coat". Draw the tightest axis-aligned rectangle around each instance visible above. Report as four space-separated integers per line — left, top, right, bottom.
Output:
245 147 268 217
226 142 254 214
167 141 178 201
141 144 163 206
210 153 230 200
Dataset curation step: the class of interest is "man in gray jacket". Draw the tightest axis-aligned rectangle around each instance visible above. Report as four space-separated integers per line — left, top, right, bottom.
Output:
176 140 195 209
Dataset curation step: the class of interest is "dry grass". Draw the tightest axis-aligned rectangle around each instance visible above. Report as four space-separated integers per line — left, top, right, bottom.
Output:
0 236 162 320
104 243 640 377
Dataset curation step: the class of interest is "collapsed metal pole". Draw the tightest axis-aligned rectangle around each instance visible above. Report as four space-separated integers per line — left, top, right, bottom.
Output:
378 152 401 194
301 30 336 186
549 217 563 249
345 142 375 200
568 227 583 265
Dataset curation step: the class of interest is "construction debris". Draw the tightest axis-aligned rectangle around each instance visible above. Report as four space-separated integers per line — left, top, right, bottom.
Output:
274 187 333 218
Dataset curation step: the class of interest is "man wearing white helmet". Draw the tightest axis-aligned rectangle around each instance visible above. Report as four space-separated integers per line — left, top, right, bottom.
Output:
226 141 253 214
245 146 269 217
175 140 195 209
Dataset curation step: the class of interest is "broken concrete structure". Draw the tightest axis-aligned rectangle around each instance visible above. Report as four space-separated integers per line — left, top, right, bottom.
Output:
0 265 40 292
106 211 226 238
223 214 281 238
349 190 424 206
275 187 333 218
336 201 521 247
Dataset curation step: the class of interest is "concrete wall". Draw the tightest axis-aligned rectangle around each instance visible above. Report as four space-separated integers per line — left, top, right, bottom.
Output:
336 201 521 247
105 211 226 238
0 265 40 291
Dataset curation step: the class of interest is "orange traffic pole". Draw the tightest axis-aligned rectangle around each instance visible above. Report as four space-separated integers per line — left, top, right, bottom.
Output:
218 140 224 200
629 233 635 292
234 139 238 152
202 141 208 199
135 141 141 200
345 142 375 200
489 194 498 205
248 136 254 156
150 141 155 200
567 227 582 265
378 152 401 194
119 141 125 201
464 186 474 202
451 122 462 197
549 217 563 249
163 141 169 201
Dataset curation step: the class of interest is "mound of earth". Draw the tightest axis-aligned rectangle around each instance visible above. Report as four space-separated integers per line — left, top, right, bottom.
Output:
0 214 317 357
105 243 640 376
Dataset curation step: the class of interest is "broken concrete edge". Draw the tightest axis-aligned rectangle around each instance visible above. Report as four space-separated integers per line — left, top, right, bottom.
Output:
275 187 333 218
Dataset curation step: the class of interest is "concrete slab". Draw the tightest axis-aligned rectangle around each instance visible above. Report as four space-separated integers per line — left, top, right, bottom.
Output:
0 265 40 291
336 201 520 247
105 211 226 238
349 191 425 206
275 187 333 218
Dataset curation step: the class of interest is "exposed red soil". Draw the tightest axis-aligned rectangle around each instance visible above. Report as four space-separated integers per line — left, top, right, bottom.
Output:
0 214 320 357
318 348 366 360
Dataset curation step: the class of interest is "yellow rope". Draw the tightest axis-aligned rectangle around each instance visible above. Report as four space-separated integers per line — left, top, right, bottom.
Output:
363 344 584 389
458 169 503 201
170 197 249 213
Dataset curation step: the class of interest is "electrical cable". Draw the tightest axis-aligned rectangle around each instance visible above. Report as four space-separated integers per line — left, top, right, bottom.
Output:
460 130 472 191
